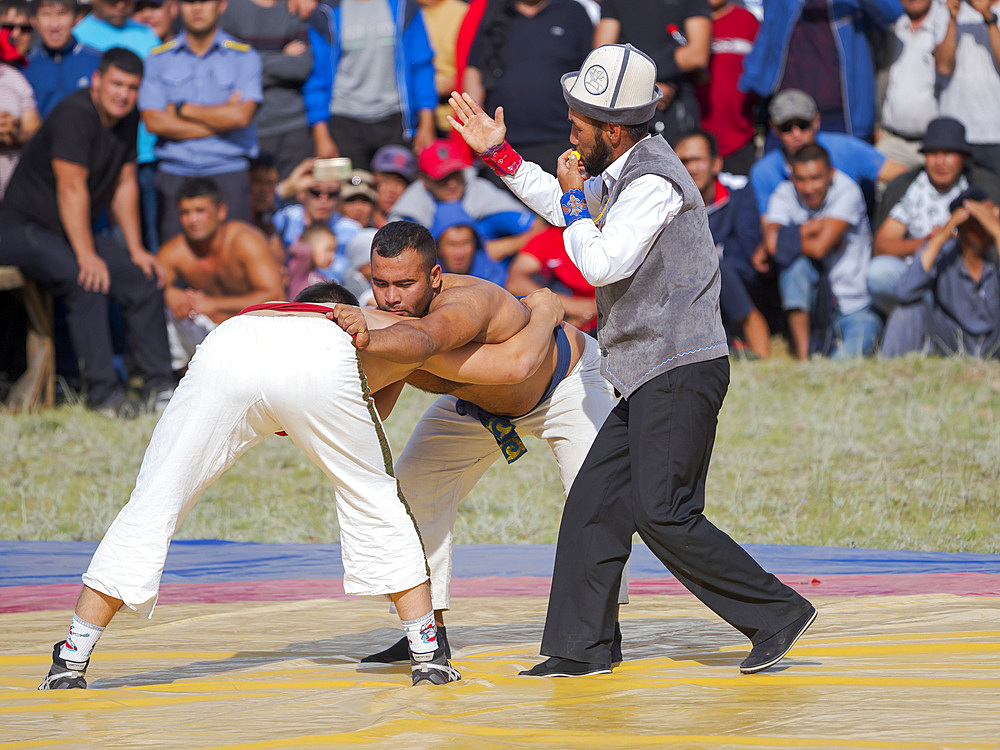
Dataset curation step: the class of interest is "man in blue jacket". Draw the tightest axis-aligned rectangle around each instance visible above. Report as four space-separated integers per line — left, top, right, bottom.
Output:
739 0 902 142
296 0 437 170
24 0 101 117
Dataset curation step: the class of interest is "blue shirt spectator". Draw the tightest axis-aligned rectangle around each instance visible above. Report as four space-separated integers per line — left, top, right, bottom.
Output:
431 201 507 287
749 89 907 215
24 0 100 117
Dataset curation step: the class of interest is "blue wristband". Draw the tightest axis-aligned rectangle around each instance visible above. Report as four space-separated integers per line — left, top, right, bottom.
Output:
560 188 591 226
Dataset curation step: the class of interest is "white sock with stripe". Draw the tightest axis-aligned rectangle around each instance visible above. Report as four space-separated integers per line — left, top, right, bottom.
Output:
58 615 105 662
401 611 438 655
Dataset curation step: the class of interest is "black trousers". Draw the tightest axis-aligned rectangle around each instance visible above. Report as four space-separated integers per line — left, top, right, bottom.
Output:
327 112 407 172
0 219 172 406
540 357 811 665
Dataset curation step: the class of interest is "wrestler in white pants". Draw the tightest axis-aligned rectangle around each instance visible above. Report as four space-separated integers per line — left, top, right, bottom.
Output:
394 336 626 612
84 313 428 617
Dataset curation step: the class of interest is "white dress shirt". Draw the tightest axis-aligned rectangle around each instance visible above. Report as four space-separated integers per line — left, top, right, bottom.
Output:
502 137 684 287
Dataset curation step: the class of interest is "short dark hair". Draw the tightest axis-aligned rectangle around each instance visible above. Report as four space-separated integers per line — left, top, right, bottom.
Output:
250 153 278 173
0 0 30 16
673 128 719 159
789 143 831 169
31 0 79 16
623 121 652 143
177 177 223 205
98 47 144 78
372 220 437 271
293 281 359 306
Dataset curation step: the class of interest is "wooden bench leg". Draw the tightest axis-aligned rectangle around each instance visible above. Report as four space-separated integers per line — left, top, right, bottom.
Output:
6 281 55 413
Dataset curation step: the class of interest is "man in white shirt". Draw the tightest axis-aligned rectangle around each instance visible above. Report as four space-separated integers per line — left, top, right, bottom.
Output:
449 43 815 678
763 143 881 360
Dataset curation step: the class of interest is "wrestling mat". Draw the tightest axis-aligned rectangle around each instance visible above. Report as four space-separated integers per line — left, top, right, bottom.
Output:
2 541 999 749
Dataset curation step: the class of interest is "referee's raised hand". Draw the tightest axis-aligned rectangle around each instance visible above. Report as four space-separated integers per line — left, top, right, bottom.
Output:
447 91 505 154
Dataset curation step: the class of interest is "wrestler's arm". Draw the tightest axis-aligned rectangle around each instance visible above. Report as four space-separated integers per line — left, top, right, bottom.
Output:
333 286 516 363
420 289 564 384
371 380 406 420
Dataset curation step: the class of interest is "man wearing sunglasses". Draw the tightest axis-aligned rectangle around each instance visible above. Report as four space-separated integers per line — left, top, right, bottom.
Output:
138 0 262 241
0 0 32 62
749 89 909 217
271 161 363 283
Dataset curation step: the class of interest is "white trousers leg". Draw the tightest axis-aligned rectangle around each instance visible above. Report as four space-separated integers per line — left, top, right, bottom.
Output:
395 336 622 611
84 314 427 617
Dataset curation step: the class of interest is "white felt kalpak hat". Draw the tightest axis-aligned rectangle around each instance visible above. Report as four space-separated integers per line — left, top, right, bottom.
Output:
561 44 662 125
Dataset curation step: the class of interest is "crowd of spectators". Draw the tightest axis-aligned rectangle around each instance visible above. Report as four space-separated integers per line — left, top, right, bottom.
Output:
2 0 1000 417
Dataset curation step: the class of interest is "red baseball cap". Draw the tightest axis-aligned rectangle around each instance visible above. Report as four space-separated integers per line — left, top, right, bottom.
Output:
418 139 470 180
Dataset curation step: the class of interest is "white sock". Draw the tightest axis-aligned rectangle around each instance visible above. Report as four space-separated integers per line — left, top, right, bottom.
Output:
401 611 438 655
58 615 105 662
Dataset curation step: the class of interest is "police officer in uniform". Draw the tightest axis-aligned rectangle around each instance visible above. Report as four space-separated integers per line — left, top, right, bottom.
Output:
139 0 262 242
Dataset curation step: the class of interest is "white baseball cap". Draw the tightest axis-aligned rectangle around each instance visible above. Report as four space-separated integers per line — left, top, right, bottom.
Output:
561 44 662 125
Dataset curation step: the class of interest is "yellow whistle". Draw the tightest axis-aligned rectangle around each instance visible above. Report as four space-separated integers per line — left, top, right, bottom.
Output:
570 150 582 161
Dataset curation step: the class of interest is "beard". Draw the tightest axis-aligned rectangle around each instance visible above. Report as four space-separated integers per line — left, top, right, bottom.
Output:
583 132 615 176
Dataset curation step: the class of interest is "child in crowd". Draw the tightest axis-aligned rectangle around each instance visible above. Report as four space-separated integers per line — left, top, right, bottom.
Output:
286 223 337 301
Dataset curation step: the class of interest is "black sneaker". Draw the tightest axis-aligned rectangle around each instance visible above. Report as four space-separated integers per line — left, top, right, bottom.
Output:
410 643 461 685
519 656 611 678
740 605 817 674
89 390 144 420
360 626 450 666
612 621 623 665
38 641 89 690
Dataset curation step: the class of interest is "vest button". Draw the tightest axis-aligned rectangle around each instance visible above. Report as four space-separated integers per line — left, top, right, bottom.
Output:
601 348 609 357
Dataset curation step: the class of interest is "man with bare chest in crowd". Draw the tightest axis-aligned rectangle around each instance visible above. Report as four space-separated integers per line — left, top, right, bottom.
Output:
338 221 622 667
158 176 284 371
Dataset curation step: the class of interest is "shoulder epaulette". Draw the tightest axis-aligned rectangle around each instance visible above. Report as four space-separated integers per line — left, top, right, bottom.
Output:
223 39 252 52
149 38 179 55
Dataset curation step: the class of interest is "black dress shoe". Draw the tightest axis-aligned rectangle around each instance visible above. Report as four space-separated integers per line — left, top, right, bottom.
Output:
519 656 611 677
740 605 817 674
611 622 623 665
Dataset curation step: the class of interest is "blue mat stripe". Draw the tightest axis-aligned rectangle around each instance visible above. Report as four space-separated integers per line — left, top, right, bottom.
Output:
2 540 1000 587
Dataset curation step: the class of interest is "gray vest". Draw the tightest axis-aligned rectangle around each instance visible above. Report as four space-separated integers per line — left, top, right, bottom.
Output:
596 136 728 397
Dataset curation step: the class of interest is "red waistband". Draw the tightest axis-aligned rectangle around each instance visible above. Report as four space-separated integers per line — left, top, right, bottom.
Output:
238 302 335 316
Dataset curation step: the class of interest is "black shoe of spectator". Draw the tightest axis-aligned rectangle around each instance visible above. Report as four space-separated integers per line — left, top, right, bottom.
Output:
147 386 175 414
89 390 144 419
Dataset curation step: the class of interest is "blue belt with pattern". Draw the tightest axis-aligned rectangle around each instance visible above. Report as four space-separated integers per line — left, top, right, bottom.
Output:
455 324 572 464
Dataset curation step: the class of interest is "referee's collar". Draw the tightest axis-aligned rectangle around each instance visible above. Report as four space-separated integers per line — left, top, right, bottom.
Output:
600 135 650 194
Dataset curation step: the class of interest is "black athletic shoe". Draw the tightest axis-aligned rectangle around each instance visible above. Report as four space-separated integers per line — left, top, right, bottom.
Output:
519 656 611 678
410 643 461 685
360 626 451 666
612 622 623 665
740 605 817 674
38 641 89 690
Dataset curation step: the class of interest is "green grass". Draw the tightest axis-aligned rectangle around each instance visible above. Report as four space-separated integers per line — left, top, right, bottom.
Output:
2 354 998 553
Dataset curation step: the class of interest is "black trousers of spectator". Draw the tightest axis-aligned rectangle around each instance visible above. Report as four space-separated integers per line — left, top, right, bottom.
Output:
539 357 811 666
155 168 251 244
259 126 315 181
328 112 407 172
0 219 173 406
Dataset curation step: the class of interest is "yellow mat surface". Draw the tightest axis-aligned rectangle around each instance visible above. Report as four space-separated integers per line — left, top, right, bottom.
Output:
2 594 999 749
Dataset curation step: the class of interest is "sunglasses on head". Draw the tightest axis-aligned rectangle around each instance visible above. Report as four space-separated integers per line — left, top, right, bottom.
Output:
2 23 31 32
778 119 813 134
308 187 340 199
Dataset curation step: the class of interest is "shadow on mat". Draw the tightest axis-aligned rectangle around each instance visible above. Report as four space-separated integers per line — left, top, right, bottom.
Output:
90 614 795 687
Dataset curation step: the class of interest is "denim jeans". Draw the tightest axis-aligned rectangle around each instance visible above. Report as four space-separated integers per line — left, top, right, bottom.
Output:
866 255 910 317
779 255 882 358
